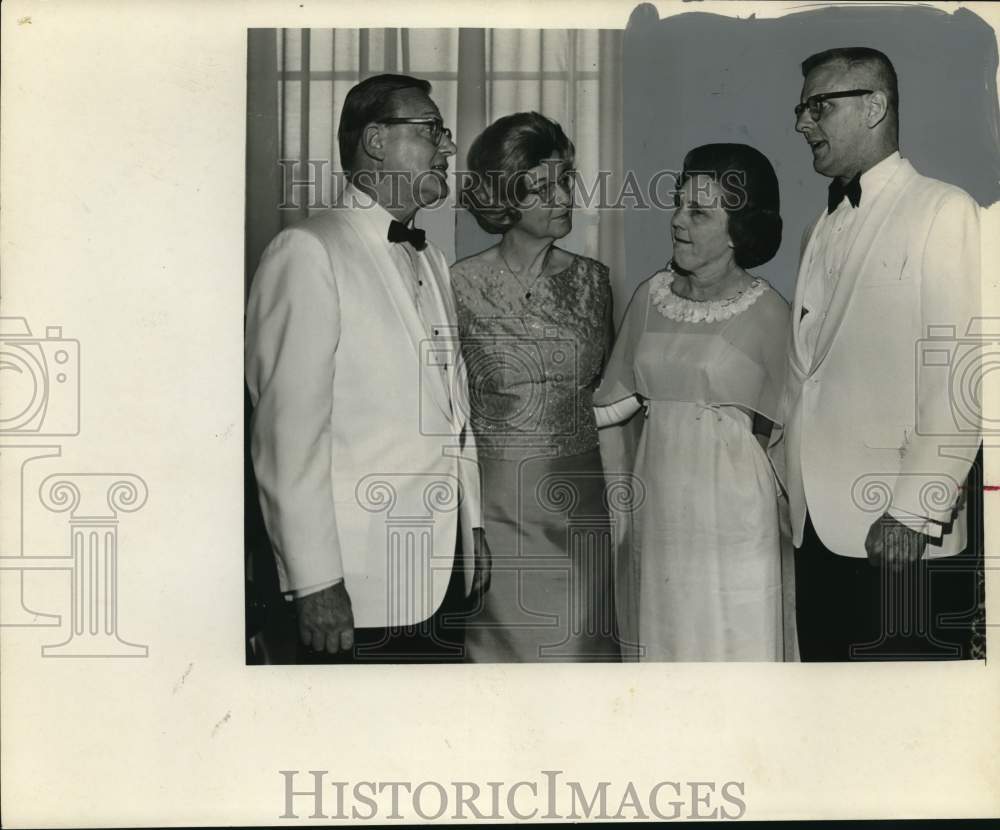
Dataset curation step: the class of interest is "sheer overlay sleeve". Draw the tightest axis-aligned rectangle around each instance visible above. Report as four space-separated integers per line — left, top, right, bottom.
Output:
594 279 650 408
755 288 792 427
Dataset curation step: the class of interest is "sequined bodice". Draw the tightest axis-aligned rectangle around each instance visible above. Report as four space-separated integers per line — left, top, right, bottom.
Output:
451 253 612 459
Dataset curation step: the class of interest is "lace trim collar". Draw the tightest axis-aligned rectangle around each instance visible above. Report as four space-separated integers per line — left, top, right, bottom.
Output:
650 268 767 323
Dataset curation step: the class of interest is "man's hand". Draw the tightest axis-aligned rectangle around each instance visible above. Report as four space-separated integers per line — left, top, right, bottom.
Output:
470 527 492 597
295 581 354 654
864 512 929 572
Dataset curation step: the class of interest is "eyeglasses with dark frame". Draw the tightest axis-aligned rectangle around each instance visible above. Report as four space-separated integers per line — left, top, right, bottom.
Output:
377 117 453 146
794 89 873 121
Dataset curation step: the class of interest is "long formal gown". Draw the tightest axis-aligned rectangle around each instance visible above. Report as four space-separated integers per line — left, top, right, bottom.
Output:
595 267 791 661
451 253 620 662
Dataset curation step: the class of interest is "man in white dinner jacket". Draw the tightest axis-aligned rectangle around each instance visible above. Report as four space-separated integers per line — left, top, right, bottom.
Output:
246 74 490 663
781 47 982 661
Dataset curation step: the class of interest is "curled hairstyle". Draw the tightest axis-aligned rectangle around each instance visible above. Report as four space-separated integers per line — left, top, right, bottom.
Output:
460 112 575 235
681 143 782 269
337 73 432 174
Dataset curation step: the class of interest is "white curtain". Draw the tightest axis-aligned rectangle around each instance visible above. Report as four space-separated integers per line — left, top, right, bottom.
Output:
249 27 626 313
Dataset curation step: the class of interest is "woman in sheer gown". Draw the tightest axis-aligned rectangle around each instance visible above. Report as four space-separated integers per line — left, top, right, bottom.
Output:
595 143 790 661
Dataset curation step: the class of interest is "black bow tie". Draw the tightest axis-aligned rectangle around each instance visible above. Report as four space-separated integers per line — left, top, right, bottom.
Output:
827 173 862 214
387 220 427 251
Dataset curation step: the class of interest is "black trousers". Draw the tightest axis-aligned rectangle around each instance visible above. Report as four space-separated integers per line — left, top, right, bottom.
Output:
795 447 985 662
794 487 984 662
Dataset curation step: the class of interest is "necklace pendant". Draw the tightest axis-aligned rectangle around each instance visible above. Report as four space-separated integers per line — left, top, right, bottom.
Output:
525 291 532 300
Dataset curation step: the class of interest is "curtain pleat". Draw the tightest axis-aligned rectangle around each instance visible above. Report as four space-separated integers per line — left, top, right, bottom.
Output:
359 28 370 78
566 30 578 142
401 29 410 74
245 28 281 294
456 29 487 166
330 31 337 177
297 30 312 227
598 30 626 323
384 28 398 73
455 29 490 262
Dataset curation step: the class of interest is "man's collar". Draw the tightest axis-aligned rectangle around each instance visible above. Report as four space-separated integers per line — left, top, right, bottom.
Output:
827 151 901 215
340 182 426 250
858 150 902 200
340 182 395 238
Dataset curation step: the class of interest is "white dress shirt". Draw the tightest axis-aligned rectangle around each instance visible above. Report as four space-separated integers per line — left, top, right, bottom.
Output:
799 151 901 362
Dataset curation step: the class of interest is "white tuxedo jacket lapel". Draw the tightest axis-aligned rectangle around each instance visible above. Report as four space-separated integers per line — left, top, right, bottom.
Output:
789 218 823 380
351 214 454 424
809 160 914 372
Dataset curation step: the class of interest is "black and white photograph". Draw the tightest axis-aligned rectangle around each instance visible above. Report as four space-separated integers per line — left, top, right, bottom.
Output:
244 9 991 666
3 0 999 825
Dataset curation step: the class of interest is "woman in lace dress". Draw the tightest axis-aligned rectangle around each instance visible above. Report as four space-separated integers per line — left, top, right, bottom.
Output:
452 112 619 662
595 143 790 661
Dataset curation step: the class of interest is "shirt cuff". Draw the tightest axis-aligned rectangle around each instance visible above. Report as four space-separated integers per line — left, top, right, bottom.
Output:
284 577 344 602
887 506 944 539
595 396 642 428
